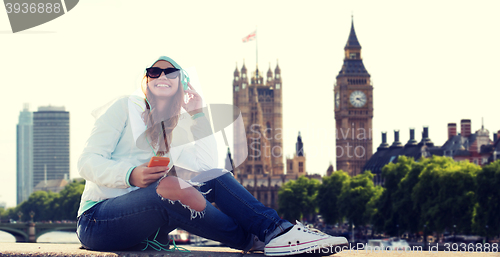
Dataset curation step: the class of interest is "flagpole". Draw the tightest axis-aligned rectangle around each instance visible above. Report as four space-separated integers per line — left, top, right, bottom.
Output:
256 26 258 80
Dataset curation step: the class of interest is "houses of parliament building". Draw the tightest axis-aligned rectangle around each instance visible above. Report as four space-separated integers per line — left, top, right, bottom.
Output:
229 19 373 209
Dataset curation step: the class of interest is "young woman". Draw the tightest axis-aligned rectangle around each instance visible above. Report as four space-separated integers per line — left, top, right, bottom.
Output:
76 56 347 256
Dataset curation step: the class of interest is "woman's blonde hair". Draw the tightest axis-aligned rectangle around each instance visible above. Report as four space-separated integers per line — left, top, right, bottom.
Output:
141 74 185 156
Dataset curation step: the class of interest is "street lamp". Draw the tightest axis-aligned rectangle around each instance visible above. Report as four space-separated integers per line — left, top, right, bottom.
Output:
423 224 427 248
351 224 355 244
17 211 23 222
29 211 35 223
453 225 456 242
485 225 489 243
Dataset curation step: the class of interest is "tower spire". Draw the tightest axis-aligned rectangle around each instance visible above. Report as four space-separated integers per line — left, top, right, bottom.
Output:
346 16 361 49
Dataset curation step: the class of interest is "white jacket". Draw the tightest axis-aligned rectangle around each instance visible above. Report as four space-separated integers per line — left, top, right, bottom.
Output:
77 95 219 215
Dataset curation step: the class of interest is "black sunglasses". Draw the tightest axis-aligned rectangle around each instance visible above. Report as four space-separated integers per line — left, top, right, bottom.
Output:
146 67 180 79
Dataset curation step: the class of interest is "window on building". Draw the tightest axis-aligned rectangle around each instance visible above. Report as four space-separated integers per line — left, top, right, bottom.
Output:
299 162 304 173
252 138 261 161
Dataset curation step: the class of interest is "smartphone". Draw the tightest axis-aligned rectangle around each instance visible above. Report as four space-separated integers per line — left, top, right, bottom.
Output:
147 156 170 167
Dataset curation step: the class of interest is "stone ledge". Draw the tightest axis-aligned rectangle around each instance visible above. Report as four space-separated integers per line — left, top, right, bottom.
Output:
1 243 499 257
0 243 252 257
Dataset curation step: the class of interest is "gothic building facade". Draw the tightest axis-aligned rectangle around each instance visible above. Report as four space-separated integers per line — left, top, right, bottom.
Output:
334 19 374 176
232 63 284 179
231 64 313 209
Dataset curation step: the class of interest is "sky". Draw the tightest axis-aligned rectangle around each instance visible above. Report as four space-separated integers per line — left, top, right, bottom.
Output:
1 0 499 208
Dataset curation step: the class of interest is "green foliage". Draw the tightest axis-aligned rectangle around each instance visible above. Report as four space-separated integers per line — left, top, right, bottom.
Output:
18 190 59 221
7 179 85 222
0 207 18 221
338 171 378 228
393 158 425 234
472 160 500 237
412 156 479 234
317 170 350 225
56 180 86 220
276 157 499 238
372 156 415 235
278 176 320 221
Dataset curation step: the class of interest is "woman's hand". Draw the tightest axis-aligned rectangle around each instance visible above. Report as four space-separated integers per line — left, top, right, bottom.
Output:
182 82 203 116
129 162 168 188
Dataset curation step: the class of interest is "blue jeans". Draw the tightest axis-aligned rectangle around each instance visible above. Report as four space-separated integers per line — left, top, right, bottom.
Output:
77 170 293 251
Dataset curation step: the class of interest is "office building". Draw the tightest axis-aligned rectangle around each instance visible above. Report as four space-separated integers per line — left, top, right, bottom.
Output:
33 106 70 190
16 103 33 205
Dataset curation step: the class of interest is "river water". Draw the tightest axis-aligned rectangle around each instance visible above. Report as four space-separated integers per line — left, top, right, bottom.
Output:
0 230 79 243
0 230 219 246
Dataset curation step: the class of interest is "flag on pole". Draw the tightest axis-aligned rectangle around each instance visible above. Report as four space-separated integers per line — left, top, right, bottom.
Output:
242 30 256 43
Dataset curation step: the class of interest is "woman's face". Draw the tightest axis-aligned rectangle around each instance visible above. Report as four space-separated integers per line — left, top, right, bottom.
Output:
147 60 180 99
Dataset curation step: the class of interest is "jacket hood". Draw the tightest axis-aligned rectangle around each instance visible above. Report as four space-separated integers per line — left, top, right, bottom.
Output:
148 56 183 70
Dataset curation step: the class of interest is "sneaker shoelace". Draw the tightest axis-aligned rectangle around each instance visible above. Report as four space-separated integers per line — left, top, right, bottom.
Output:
140 228 190 252
297 222 327 237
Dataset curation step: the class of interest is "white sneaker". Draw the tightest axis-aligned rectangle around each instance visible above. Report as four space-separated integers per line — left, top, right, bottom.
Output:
264 221 348 256
248 235 265 252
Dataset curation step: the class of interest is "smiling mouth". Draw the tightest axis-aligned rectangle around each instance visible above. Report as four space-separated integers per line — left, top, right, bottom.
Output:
156 84 171 88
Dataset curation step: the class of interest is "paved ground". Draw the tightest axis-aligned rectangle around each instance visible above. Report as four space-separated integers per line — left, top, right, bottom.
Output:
0 243 499 257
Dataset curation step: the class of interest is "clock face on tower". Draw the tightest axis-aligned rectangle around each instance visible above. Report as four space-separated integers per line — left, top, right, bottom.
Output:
349 91 367 108
335 92 340 108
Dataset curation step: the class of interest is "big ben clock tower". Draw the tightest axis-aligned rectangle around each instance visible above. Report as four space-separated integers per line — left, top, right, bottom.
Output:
334 18 373 176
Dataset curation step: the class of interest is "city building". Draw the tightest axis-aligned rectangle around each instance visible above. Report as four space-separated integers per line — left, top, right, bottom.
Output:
364 120 499 185
16 103 33 205
285 132 306 177
363 127 438 185
487 134 500 163
231 65 324 208
326 163 334 177
33 106 70 191
441 119 494 166
232 63 284 178
334 18 374 176
33 179 68 194
228 131 317 210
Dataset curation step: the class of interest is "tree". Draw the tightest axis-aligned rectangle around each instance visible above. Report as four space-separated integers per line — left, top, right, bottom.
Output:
472 160 500 238
55 179 85 220
371 156 414 235
16 179 85 222
393 157 426 235
0 207 18 222
278 176 320 222
317 171 349 225
18 190 58 221
338 171 377 230
412 156 479 236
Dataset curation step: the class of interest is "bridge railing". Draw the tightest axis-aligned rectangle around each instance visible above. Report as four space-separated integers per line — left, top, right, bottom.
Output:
0 222 76 243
